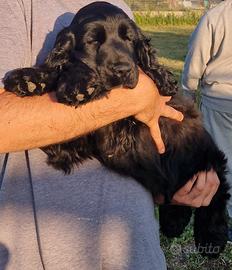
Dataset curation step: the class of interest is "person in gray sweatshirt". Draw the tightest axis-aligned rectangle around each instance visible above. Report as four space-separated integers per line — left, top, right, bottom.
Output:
182 0 232 241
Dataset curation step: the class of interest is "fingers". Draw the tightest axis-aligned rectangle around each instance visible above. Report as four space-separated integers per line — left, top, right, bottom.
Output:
163 96 172 102
171 170 220 207
202 170 220 206
188 172 206 200
174 174 198 196
189 171 220 207
201 183 218 206
149 121 165 154
161 96 184 122
162 105 184 122
183 172 210 207
147 95 183 154
171 177 198 205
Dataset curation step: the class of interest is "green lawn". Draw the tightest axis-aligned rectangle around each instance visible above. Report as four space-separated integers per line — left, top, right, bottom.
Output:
139 24 232 270
141 25 194 81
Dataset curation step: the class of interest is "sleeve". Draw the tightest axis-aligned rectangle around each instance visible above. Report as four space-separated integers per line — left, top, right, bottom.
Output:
181 14 212 98
0 0 29 88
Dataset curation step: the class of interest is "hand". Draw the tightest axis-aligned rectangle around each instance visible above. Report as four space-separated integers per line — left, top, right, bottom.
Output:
154 170 220 207
133 71 183 154
172 170 220 207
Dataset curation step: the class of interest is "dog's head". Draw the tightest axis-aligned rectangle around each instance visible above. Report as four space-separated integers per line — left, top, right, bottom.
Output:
70 1 154 90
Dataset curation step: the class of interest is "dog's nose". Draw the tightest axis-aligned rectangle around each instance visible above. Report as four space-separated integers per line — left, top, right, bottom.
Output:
111 63 131 76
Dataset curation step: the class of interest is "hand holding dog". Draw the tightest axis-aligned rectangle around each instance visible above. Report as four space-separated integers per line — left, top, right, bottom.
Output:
155 170 220 207
172 169 220 207
133 71 184 154
132 73 219 208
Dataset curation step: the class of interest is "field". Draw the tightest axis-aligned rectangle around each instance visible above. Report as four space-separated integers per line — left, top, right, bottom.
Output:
141 25 193 81
138 24 232 270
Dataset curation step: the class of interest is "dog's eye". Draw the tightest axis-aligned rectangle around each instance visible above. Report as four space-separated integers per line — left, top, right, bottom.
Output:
118 24 133 42
86 28 106 46
87 39 99 45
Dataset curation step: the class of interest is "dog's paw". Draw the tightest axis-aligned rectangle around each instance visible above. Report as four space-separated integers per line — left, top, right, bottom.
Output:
56 62 103 106
56 82 96 106
194 216 228 258
3 68 48 96
194 230 227 258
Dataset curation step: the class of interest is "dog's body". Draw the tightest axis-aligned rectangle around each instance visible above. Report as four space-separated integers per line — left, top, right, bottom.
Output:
4 2 230 257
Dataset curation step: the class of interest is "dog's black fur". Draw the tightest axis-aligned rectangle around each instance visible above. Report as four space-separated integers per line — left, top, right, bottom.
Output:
3 2 230 258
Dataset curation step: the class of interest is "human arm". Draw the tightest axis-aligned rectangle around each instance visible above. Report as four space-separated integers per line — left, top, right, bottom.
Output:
0 71 183 154
181 14 212 101
0 1 183 154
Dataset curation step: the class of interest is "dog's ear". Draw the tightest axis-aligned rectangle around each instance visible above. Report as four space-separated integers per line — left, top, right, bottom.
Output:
135 28 178 96
135 29 158 71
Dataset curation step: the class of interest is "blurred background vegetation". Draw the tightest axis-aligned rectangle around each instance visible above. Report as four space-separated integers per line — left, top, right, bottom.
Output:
125 0 221 11
123 1 232 269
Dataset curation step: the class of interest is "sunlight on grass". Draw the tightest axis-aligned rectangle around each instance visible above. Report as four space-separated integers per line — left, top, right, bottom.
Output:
140 25 194 82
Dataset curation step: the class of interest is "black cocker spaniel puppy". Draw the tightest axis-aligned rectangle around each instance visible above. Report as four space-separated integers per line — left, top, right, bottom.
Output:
4 1 230 258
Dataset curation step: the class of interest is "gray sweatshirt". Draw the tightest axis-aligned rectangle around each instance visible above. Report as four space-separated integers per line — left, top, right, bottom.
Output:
182 0 232 113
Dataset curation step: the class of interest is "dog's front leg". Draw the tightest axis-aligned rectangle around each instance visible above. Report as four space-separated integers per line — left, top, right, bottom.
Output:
3 66 59 96
3 27 76 97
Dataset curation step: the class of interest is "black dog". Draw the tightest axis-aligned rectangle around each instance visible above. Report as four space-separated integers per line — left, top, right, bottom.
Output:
3 2 230 258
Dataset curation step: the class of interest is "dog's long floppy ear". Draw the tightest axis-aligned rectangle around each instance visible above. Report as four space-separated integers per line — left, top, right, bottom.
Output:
135 30 158 70
135 28 178 96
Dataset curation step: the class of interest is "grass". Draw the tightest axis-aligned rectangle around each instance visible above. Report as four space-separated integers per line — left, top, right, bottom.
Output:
135 11 203 26
160 221 232 270
141 25 194 81
138 23 232 269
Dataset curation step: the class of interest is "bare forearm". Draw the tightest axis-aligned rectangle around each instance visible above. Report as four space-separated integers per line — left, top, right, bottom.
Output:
0 72 183 154
0 88 138 153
